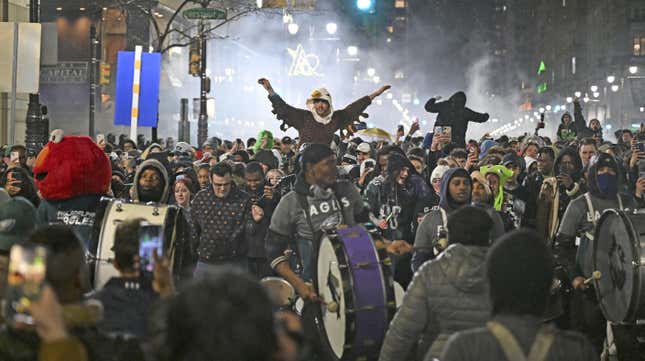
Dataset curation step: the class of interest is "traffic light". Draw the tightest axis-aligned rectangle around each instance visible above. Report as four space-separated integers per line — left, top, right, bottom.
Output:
356 0 375 13
99 62 111 85
189 41 201 77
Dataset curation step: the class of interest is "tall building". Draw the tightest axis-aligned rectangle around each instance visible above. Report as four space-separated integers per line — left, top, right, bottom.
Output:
498 0 645 129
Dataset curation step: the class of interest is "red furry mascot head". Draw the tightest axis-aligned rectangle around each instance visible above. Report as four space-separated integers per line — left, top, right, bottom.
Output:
33 129 111 200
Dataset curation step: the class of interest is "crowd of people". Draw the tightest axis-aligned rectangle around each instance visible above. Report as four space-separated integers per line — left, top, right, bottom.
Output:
0 81 643 361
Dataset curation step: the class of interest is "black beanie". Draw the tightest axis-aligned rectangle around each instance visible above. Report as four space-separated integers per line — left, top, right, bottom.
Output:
300 144 335 172
447 206 493 246
487 229 554 317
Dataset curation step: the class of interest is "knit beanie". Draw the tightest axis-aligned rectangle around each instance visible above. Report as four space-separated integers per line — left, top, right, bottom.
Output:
487 229 554 316
447 206 493 246
300 144 335 172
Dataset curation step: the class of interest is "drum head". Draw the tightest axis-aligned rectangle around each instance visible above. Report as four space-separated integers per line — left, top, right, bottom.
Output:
260 277 295 308
594 210 638 322
317 235 346 359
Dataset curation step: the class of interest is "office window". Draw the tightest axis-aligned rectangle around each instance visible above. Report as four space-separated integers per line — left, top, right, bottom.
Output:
634 36 645 56
395 0 406 8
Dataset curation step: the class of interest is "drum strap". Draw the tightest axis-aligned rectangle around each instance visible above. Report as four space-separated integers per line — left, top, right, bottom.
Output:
440 208 448 228
583 192 623 231
487 321 554 361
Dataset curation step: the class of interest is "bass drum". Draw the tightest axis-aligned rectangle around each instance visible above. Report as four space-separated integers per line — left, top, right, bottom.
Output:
89 198 179 289
592 209 645 323
315 225 396 361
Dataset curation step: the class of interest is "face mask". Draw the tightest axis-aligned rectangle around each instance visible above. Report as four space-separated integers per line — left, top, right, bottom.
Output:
597 173 618 197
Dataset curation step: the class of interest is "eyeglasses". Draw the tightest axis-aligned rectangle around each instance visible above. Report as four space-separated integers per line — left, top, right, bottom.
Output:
213 182 231 188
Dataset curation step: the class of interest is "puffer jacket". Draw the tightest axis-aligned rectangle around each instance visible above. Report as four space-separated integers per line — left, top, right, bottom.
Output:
379 244 490 361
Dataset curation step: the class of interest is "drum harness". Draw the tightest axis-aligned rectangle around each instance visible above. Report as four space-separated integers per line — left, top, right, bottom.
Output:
486 321 555 361
294 190 345 313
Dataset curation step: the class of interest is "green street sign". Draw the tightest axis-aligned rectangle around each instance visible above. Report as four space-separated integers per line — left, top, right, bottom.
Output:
182 7 227 20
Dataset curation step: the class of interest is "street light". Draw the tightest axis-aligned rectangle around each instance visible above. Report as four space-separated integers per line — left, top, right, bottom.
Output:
356 0 374 11
590 85 598 92
640 106 645 113
566 97 573 103
574 91 582 98
326 22 338 35
347 46 358 56
629 66 638 74
367 68 376 77
288 23 299 35
545 105 552 111
539 107 545 113
607 75 616 83
583 95 590 103
593 92 600 98
611 84 620 92
373 76 380 83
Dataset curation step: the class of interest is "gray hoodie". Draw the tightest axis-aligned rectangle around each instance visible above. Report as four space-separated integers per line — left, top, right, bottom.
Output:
130 159 170 204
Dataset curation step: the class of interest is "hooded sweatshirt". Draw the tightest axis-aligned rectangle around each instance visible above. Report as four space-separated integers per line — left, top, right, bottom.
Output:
265 173 367 280
556 113 577 141
413 168 504 271
425 92 490 148
554 153 639 278
130 159 170 204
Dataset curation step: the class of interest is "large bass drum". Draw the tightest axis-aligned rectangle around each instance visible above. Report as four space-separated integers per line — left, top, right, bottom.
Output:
89 198 179 289
315 225 396 361
593 209 645 323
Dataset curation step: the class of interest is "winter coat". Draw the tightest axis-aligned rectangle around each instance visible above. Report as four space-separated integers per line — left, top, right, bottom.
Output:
190 184 256 262
244 184 278 259
379 244 490 361
425 92 489 148
554 153 641 279
37 194 105 249
268 93 371 145
556 117 577 141
363 153 434 244
92 276 158 338
440 314 596 361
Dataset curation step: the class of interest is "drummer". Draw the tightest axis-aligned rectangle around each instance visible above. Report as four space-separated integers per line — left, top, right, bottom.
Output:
266 144 370 302
553 153 644 355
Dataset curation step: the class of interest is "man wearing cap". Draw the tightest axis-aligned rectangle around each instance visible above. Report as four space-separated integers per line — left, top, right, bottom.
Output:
258 78 391 146
279 136 296 174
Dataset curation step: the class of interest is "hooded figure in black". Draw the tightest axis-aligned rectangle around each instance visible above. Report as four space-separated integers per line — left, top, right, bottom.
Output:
554 153 643 358
364 152 433 287
425 91 490 148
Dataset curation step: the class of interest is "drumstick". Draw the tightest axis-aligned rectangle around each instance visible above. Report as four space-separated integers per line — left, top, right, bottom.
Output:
584 271 602 285
327 301 339 312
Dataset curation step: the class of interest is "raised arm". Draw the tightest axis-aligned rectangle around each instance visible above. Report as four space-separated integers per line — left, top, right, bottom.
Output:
465 107 490 123
258 78 307 130
369 85 391 100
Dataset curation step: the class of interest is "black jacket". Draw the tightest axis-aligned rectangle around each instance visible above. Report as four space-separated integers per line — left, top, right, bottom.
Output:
425 92 489 148
92 276 158 338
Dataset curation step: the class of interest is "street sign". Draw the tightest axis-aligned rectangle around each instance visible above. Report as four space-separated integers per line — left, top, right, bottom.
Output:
182 7 227 20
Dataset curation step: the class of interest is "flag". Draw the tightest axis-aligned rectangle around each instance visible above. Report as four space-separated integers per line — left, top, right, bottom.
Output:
114 51 161 127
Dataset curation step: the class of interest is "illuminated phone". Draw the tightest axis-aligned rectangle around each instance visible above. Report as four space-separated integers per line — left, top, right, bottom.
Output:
139 223 163 273
5 244 47 325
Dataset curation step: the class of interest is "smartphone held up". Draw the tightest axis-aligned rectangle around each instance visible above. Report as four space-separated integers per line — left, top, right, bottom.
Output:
5 244 47 325
139 223 164 273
